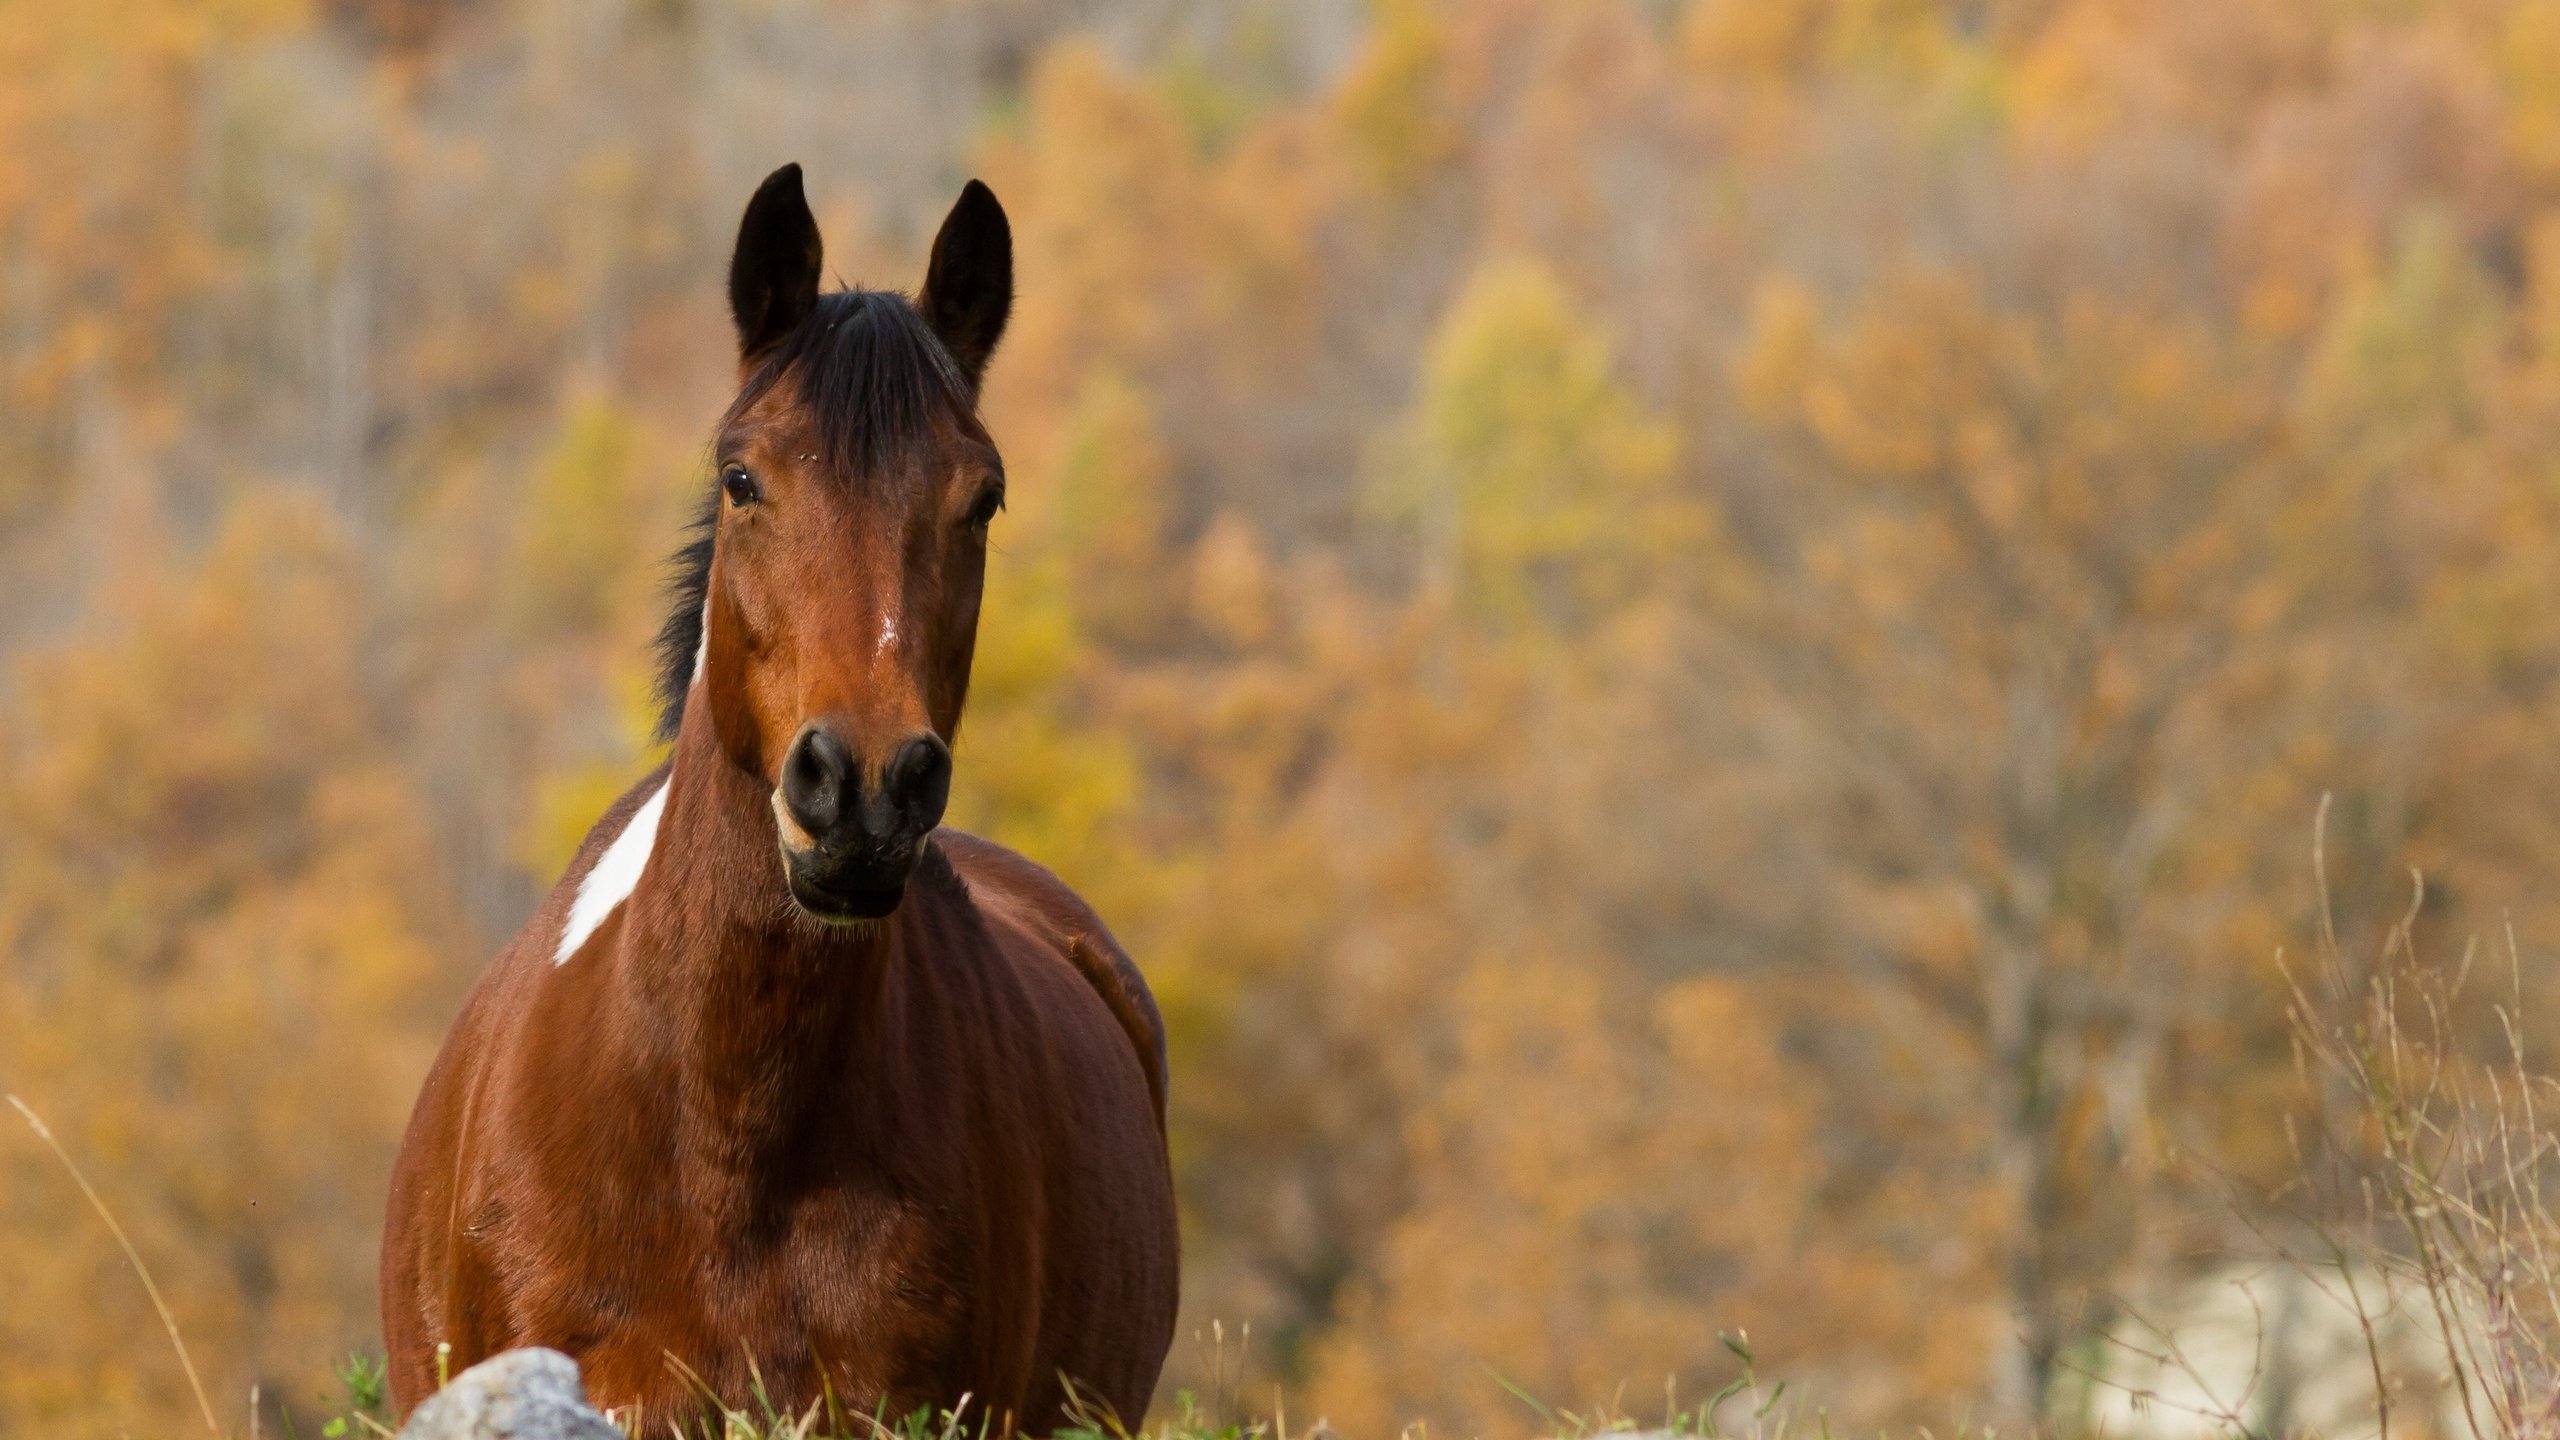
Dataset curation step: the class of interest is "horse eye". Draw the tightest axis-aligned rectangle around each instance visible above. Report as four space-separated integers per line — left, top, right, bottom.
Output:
965 486 1004 530
721 466 761 506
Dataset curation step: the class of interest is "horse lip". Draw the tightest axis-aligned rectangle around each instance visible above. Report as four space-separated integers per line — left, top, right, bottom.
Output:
786 869 907 923
783 845 916 923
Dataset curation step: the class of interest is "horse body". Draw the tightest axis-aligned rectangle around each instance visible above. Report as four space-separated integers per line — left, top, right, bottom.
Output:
383 759 1173 1427
381 168 1178 1430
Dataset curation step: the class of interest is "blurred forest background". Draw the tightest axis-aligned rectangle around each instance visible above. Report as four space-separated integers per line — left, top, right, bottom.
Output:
8 0 2560 1435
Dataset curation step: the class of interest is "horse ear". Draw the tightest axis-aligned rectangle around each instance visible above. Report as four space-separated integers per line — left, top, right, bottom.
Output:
729 164 823 363
917 180 1012 387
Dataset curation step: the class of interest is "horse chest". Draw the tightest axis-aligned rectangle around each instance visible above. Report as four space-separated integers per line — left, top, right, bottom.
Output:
493 1168 977 1416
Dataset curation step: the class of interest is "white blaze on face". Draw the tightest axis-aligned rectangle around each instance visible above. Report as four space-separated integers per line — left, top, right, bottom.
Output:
692 596 711 688
554 779 668 965
875 611 899 658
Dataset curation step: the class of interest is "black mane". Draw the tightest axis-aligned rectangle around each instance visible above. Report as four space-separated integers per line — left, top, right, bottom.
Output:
651 289 976 740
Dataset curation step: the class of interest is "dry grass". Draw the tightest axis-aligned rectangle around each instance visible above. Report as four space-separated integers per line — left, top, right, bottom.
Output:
2088 800 2560 1440
2272 797 2560 1440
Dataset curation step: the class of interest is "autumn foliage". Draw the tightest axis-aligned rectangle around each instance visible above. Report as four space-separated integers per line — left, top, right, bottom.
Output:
8 1 2560 1436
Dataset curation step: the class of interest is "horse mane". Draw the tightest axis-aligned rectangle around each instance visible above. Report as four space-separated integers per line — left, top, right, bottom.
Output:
652 289 978 740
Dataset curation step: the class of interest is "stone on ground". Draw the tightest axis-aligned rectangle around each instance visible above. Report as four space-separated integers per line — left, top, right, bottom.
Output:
394 1349 620 1440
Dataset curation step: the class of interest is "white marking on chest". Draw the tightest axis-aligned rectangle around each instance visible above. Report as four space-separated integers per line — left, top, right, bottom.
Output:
554 779 668 965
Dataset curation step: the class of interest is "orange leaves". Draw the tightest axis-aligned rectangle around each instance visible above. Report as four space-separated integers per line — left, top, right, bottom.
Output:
19 0 2560 1434
0 490 447 1439
983 44 1204 427
1308 958 1850 1439
2504 1 2560 184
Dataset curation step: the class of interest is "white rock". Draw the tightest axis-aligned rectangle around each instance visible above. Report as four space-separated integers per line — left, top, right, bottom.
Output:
395 1350 620 1440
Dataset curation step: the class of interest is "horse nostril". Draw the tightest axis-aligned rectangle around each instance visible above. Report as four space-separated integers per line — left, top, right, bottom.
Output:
780 726 853 840
884 734 952 834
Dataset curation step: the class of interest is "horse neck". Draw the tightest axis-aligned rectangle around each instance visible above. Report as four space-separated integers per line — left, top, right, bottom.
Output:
628 705 899 1173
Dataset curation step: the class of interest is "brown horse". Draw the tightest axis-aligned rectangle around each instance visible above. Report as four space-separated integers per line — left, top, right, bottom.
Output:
380 166 1178 1433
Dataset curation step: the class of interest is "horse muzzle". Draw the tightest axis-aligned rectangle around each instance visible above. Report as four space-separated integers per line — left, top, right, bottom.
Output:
772 723 951 922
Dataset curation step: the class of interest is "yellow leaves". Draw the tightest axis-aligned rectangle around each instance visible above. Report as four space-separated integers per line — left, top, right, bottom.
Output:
0 486 411 929
2300 209 2503 469
487 390 685 880
940 380 1152 902
2502 1 2560 184
947 693 1143 900
1682 0 1831 80
509 391 651 638
0 485 444 1439
0 0 307 442
522 762 640 882
984 41 1201 430
1750 271 2008 484
2008 2 2131 157
1846 881 1982 987
1823 0 1963 80
983 28 1354 468
1333 0 1459 194
515 659 667 882
1734 276 1823 428
13 492 370 869
1681 0 1959 86
1745 269 2267 640
1155 44 1271 162
22 2 2560 1434
1054 373 1175 646
1377 255 1689 633
1189 512 1279 648
2525 210 2560 366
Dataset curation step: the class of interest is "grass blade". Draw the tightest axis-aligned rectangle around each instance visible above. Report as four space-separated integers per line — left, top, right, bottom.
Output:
8 1092 221 1437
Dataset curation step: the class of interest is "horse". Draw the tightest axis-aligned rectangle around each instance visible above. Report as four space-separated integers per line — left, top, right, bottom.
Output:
379 165 1180 1434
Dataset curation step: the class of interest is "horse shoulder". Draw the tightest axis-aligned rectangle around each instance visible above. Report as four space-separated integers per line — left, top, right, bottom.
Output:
448 760 680 1165
931 829 1168 1130
536 763 675 968
425 761 674 1101
385 764 676 1404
